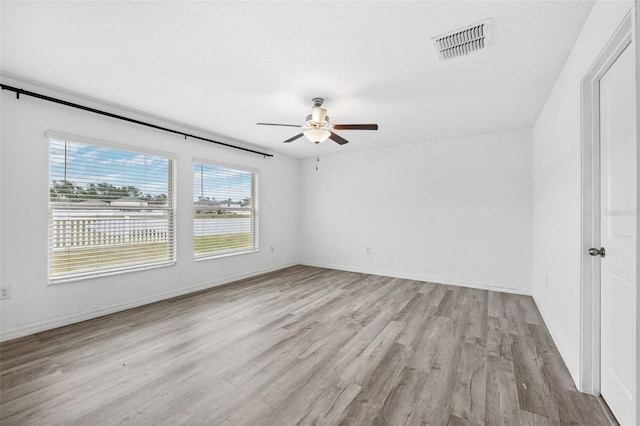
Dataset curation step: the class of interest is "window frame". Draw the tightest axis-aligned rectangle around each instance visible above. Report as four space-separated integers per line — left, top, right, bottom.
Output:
193 158 259 261
46 131 178 285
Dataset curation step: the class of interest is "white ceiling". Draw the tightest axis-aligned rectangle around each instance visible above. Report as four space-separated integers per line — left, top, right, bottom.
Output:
1 1 593 158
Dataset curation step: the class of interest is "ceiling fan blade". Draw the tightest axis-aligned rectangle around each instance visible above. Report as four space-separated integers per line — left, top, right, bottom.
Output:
257 122 302 128
329 132 349 145
283 133 304 143
332 124 378 131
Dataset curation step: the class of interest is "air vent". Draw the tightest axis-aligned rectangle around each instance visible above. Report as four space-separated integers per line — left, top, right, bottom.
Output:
432 19 491 60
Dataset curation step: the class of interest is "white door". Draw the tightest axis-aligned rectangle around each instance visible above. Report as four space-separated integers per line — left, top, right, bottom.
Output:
599 42 636 426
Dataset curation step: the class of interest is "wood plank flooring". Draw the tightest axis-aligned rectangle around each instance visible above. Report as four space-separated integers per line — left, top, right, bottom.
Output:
0 266 612 425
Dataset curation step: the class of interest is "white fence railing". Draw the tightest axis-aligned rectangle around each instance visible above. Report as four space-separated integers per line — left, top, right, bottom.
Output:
50 212 169 249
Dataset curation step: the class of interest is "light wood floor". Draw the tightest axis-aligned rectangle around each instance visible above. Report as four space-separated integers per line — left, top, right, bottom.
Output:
0 266 611 425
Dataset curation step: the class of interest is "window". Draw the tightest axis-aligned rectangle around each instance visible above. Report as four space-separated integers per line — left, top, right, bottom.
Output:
193 160 258 258
48 134 176 283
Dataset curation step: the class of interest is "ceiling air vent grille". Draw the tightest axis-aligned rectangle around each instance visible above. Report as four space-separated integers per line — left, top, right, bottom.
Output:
433 19 491 60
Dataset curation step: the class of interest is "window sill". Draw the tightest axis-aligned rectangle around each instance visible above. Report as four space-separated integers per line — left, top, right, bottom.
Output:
48 260 177 285
194 248 258 262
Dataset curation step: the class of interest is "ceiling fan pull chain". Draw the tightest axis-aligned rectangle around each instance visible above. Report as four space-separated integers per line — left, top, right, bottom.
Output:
315 143 320 171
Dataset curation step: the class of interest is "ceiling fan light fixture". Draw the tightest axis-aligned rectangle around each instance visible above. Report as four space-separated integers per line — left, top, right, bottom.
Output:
304 128 331 143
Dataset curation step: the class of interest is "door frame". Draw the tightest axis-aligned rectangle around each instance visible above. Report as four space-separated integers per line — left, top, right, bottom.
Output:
580 11 632 395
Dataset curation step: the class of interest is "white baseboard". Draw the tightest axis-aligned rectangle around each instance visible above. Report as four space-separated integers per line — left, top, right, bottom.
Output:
299 260 531 295
0 261 297 342
531 293 582 390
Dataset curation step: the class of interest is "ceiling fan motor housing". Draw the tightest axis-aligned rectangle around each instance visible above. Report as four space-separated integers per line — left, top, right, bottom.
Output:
307 108 329 128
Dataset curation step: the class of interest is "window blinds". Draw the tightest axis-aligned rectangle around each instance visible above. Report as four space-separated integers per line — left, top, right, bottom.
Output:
193 161 258 258
49 138 176 283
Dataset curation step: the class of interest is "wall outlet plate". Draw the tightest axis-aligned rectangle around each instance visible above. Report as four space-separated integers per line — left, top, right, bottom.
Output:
0 285 11 299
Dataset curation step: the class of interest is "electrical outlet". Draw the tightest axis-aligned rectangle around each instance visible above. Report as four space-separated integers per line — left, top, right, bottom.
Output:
366 247 371 255
0 285 11 300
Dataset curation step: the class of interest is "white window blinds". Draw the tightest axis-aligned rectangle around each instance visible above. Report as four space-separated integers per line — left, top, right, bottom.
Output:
49 137 176 283
193 161 258 258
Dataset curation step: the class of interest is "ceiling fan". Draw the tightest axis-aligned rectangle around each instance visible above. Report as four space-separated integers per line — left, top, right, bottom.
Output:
257 97 378 145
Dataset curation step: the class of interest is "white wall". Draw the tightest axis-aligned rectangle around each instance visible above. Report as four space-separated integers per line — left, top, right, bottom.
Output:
0 78 299 341
532 1 635 388
299 128 533 294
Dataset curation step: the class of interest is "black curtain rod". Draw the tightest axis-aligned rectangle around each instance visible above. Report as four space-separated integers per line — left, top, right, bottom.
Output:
0 84 274 158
